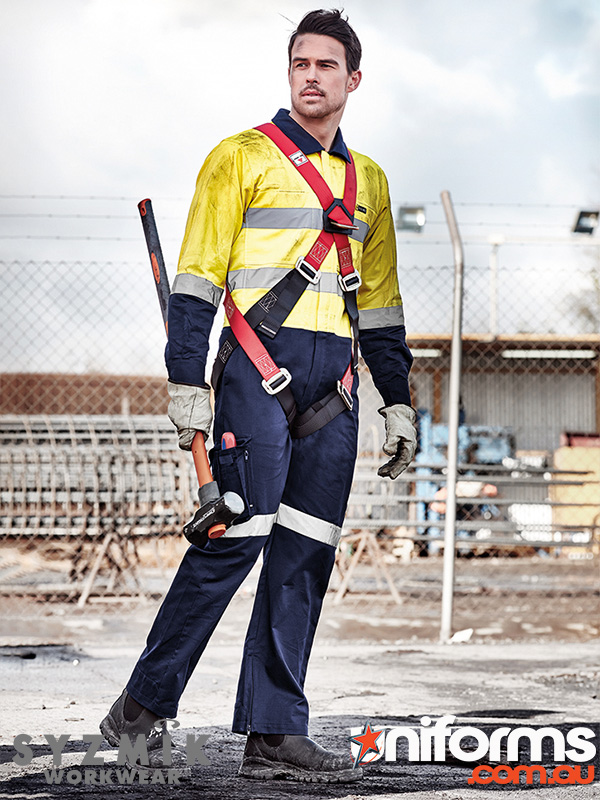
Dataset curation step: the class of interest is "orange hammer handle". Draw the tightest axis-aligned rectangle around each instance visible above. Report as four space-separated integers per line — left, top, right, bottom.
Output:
191 432 226 539
191 431 213 486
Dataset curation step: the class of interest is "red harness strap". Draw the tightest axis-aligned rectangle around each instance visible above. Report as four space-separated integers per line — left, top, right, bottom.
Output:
255 122 356 229
215 122 361 436
253 123 361 377
255 122 360 289
225 274 354 396
223 286 292 396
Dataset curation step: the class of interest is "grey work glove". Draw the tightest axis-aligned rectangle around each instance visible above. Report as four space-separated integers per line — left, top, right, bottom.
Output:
167 380 213 450
377 404 418 479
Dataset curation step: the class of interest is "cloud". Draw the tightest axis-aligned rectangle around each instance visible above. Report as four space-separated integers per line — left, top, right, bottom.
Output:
537 154 596 205
0 0 296 197
536 53 599 100
355 25 516 123
534 0 600 100
0 0 598 269
394 47 516 119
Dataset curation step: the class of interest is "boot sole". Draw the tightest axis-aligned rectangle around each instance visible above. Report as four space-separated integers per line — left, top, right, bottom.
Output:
100 714 191 778
99 714 121 748
238 757 362 783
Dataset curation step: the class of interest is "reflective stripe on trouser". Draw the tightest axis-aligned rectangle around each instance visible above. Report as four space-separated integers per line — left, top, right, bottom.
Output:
126 327 358 733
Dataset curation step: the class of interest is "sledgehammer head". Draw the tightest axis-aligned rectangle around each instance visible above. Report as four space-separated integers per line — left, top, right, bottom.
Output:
183 486 245 548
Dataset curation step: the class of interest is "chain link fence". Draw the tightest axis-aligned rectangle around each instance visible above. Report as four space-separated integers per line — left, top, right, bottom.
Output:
1 209 599 641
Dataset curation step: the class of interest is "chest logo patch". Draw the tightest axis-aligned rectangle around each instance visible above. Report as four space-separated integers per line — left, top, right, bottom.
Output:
289 150 308 167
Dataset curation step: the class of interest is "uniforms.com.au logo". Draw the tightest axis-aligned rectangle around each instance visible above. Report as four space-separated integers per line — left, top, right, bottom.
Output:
349 716 597 786
12 720 209 786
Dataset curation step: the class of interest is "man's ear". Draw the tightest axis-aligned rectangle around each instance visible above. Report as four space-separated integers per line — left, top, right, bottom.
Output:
347 70 362 94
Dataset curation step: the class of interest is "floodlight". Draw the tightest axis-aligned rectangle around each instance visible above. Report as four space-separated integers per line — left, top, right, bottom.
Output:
397 205 426 232
572 210 599 235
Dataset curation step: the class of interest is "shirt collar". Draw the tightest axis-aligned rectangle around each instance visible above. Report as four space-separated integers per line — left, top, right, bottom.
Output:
271 108 351 163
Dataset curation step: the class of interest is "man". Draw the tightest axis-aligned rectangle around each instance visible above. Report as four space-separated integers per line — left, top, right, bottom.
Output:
101 9 416 783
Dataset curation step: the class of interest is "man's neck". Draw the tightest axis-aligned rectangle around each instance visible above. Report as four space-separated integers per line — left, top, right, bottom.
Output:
288 109 342 152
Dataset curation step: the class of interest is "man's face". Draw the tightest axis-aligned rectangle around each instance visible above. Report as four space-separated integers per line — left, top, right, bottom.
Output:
288 33 361 122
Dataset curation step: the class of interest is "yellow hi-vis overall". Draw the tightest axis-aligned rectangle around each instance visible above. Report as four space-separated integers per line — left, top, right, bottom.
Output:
127 110 413 734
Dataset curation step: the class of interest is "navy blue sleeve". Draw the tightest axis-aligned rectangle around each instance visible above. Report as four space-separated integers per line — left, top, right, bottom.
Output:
359 325 414 407
165 293 218 387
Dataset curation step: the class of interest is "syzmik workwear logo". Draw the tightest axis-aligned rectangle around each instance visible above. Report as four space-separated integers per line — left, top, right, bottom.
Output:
11 720 209 786
349 716 598 786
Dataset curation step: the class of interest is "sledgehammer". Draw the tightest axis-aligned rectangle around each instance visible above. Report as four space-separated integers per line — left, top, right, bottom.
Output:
184 434 245 546
138 198 244 546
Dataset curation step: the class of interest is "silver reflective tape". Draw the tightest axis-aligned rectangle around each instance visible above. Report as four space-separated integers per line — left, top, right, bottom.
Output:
358 305 405 330
276 503 341 547
243 207 369 244
172 273 223 308
222 513 276 538
244 207 322 230
228 266 342 296
351 219 369 244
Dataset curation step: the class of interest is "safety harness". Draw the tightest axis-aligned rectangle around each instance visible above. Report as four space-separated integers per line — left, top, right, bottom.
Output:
211 121 362 439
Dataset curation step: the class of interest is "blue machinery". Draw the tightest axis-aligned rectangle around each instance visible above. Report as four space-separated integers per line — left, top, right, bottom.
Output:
414 409 516 551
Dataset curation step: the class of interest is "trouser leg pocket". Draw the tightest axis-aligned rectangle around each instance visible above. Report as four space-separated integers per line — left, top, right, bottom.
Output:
209 438 254 524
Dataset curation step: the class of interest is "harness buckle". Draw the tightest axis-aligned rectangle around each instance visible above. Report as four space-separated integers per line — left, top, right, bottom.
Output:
337 379 353 411
295 257 321 284
338 270 362 293
262 368 292 396
323 199 359 234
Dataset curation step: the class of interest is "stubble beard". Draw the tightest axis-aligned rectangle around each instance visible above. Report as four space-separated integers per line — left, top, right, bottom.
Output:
292 91 346 120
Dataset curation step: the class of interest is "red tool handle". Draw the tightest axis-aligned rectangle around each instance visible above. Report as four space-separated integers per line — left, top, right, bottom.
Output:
191 432 214 485
191 433 226 539
191 431 238 539
221 432 237 449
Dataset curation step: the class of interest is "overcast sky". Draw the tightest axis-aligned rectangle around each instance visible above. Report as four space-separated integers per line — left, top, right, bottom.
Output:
1 0 599 379
0 0 598 267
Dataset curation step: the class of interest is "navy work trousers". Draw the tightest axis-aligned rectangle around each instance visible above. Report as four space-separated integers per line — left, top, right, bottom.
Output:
126 328 359 735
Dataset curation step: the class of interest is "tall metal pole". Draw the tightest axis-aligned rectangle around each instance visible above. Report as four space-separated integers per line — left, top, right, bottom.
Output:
488 234 503 339
440 191 465 643
489 243 499 338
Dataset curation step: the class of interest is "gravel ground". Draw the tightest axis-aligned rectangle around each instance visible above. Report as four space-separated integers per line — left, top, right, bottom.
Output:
0 564 598 800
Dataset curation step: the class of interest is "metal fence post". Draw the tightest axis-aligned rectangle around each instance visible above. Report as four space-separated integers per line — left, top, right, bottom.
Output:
440 190 465 643
488 237 502 338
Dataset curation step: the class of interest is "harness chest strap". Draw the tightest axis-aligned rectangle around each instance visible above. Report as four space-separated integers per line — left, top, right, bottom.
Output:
212 120 361 372
212 122 361 436
254 122 361 290
254 122 357 228
253 122 361 366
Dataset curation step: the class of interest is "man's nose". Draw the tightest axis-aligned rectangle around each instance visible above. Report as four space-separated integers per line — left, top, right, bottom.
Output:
305 64 319 82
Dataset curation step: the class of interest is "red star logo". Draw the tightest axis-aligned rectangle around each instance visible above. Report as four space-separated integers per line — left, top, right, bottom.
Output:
349 722 384 768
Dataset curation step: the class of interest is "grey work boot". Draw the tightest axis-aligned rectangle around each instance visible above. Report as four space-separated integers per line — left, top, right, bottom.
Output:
100 689 190 777
238 733 362 783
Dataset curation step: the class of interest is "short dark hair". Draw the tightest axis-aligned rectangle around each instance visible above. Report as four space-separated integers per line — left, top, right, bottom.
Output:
288 9 362 74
